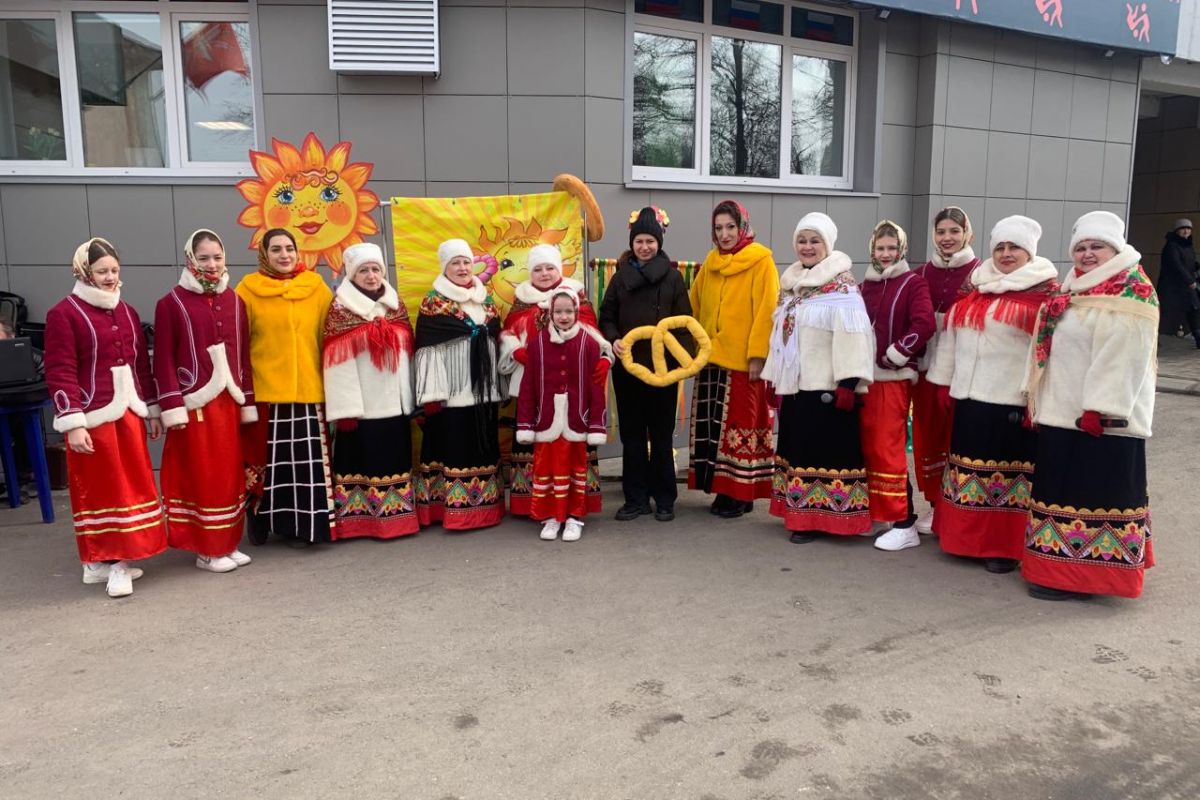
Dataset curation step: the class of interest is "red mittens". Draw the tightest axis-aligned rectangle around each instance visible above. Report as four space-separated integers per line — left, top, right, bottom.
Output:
336 418 358 433
834 386 856 412
513 347 529 365
423 401 444 418
593 358 611 386
1078 409 1103 437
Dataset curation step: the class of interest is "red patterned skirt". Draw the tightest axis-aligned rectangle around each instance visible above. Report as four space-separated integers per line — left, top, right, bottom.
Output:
688 365 774 502
911 373 953 504
529 438 590 523
510 435 600 516
1023 425 1153 599
332 414 419 540
934 398 1033 560
417 403 504 531
66 410 167 563
860 380 912 523
770 391 870 535
162 392 246 556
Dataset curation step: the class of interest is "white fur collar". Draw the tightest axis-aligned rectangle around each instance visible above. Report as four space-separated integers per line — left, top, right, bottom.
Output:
1062 244 1142 293
179 269 229 295
972 256 1059 295
863 259 910 282
780 251 853 292
433 273 487 304
515 276 584 307
335 277 399 320
930 245 976 270
72 280 121 310
548 322 581 343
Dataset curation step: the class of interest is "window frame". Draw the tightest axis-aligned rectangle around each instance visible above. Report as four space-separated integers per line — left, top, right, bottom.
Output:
0 1 255 178
629 0 858 191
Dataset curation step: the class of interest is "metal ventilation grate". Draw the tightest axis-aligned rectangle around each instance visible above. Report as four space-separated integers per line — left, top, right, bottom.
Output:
328 0 440 75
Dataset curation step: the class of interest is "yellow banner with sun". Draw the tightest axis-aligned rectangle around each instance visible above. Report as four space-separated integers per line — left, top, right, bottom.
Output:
391 192 584 318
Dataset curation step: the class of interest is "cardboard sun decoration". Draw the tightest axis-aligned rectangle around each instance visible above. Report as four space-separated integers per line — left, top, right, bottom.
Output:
236 133 380 274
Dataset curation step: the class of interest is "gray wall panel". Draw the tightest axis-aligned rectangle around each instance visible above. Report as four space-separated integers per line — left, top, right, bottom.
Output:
1064 139 1105 201
423 96 510 182
1068 75 1112 140
1026 136 1070 201
585 97 623 183
508 96 585 181
883 53 918 127
1101 143 1133 204
8 266 75 320
338 75 422 95
941 127 988 196
1030 71 1074 137
582 182 646 261
507 9 585 95
827 196 881 261
948 21 995 61
172 187 259 268
338 95 426 181
585 9 625 100
880 124 916 195
1106 81 1139 144
87 186 177 267
257 4 338 95
643 190 716 261
262 94 341 147
989 64 1035 134
945 56 992 129
1025 199 1067 261
995 30 1037 68
2 186 90 266
985 132 1030 199
424 8 509 96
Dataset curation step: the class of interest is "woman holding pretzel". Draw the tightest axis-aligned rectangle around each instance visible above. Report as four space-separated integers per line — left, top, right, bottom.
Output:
1023 211 1158 601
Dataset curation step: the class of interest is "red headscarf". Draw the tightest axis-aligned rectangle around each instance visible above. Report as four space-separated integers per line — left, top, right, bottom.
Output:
712 200 755 255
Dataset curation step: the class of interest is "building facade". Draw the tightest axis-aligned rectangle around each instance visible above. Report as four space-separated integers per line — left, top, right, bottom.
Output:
0 0 1195 322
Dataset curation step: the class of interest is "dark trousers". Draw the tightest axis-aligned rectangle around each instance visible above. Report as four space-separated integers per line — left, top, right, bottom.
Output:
613 364 678 510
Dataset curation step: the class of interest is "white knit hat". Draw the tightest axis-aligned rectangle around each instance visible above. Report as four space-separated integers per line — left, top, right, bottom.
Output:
794 212 838 251
526 243 563 271
342 242 385 281
437 238 474 272
989 215 1042 259
1068 210 1126 253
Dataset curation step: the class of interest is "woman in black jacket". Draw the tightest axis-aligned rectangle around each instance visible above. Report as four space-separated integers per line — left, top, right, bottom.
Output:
1159 218 1200 347
599 207 691 522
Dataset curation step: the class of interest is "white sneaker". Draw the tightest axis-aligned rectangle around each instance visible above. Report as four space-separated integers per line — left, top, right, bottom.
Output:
83 562 143 584
196 555 239 573
227 549 252 567
915 509 935 535
874 525 921 552
106 562 134 598
562 518 584 542
540 520 560 541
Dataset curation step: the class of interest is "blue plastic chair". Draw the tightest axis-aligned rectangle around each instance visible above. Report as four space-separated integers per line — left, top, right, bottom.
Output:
0 399 55 522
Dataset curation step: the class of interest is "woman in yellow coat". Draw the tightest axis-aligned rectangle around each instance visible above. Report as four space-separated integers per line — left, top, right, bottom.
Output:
237 228 335 546
688 200 780 518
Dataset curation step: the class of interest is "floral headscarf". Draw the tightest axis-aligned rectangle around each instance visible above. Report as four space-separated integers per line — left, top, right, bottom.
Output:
72 237 119 288
712 200 755 255
257 228 303 279
184 228 227 294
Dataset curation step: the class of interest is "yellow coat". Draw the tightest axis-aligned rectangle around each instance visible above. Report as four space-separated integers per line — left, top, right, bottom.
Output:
689 242 780 371
236 271 333 403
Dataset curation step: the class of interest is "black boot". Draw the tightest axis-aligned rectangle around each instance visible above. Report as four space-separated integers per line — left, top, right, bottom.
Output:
1028 583 1091 601
615 503 652 521
984 558 1018 574
789 531 817 544
714 494 746 519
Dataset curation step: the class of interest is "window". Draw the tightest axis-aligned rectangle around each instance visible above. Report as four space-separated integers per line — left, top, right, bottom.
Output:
632 1 856 189
1 2 254 176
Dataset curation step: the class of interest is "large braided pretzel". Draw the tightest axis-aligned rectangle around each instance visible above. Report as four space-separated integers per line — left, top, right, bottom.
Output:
619 315 712 387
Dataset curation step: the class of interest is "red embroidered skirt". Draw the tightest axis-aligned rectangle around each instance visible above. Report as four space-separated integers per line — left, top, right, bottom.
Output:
911 373 953 504
860 380 912 523
510 436 600 516
417 404 504 531
934 398 1033 561
688 365 774 502
66 410 167 563
162 392 247 556
529 438 590 523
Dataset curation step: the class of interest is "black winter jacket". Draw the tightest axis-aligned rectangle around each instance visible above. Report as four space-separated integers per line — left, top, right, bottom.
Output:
598 250 692 369
1159 232 1200 311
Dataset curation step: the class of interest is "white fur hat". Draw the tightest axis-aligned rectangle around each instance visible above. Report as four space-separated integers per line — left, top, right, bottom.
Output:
527 243 563 271
437 238 474 272
1069 210 1126 253
989 215 1042 259
794 212 838 251
342 242 385 281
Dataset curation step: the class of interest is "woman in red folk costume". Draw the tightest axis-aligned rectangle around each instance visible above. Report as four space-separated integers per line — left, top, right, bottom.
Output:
910 207 981 534
323 243 418 540
499 243 608 518
46 238 166 598
515 289 609 542
1023 211 1159 601
155 229 257 574
859 220 936 553
926 215 1057 574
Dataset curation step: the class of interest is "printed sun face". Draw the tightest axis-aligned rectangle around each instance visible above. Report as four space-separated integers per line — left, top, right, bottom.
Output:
236 133 379 273
478 217 577 309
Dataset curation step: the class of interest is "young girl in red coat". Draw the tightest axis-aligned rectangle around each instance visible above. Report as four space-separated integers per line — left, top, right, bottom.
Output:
45 238 166 598
859 220 936 553
154 229 258 574
515 289 609 542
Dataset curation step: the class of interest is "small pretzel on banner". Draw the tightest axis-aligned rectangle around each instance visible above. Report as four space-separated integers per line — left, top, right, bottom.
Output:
619 315 712 387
